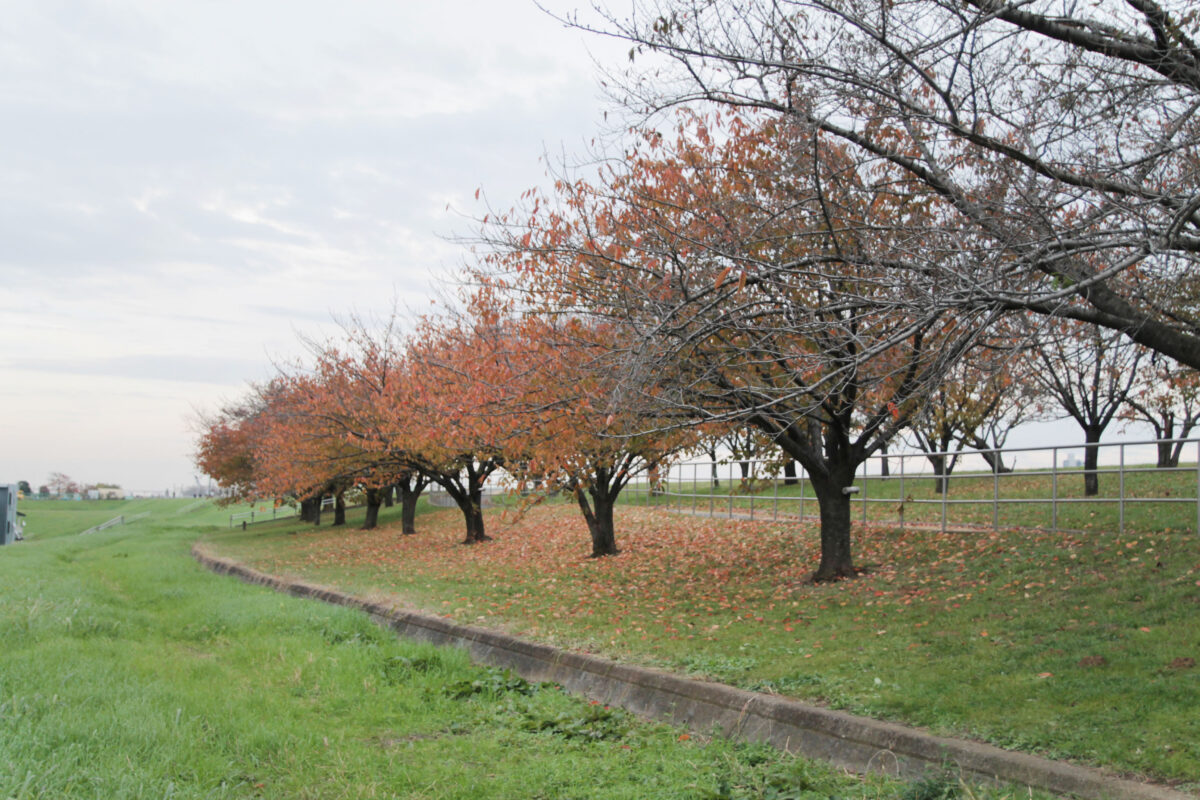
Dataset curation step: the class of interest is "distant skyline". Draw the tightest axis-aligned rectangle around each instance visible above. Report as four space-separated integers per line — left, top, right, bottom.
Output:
0 0 625 492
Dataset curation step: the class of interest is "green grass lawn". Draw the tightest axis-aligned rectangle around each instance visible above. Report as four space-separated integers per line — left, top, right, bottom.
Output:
17 497 263 539
3 500 1041 800
207 497 1200 791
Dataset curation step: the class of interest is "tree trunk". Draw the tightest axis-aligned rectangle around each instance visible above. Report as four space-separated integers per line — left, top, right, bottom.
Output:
927 453 948 496
1156 440 1173 469
311 499 322 526
879 445 890 478
809 476 855 582
383 484 395 507
1167 439 1186 469
709 448 719 487
398 478 425 535
362 488 382 530
332 492 346 526
1083 428 1102 496
978 447 1011 474
575 487 618 557
299 496 318 523
783 459 798 486
738 460 750 479
460 495 489 544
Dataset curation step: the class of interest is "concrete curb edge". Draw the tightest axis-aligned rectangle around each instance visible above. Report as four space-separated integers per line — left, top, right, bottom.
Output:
192 545 1194 800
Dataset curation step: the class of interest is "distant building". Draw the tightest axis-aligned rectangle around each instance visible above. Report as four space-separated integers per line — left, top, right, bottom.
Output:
86 486 124 500
1 485 17 545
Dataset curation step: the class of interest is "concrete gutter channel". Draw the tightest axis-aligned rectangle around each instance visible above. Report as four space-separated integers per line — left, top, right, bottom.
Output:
193 547 1194 800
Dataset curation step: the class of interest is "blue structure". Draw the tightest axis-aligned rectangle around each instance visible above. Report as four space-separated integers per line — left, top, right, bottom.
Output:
0 485 17 545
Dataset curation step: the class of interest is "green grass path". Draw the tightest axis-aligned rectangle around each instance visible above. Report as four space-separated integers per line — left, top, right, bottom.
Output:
1 501 988 800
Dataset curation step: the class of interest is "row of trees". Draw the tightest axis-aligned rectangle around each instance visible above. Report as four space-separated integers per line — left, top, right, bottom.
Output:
196 306 693 558
198 0 1199 582
20 474 122 498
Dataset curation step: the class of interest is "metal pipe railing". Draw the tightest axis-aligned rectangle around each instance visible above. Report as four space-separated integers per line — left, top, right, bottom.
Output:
653 437 1200 535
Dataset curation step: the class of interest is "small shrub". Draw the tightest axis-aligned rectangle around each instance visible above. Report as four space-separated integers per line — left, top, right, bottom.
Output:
520 702 629 742
443 667 540 699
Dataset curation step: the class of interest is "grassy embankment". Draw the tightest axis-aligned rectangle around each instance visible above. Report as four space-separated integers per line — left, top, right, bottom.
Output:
208 470 1200 790
4 499 1039 800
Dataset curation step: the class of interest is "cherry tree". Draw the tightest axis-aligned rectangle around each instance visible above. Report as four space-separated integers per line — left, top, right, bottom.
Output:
1030 320 1146 495
573 0 1200 367
1122 356 1200 468
486 110 994 580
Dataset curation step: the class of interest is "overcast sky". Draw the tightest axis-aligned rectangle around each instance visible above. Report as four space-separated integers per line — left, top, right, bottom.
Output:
0 0 631 493
0 1 1143 495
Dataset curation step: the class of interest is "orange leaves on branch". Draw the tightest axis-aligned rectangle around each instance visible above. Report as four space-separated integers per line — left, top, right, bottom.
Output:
714 265 733 290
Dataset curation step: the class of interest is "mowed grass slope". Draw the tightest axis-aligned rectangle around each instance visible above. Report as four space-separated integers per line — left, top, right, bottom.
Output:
3 502 1003 800
18 497 255 540
209 500 1200 789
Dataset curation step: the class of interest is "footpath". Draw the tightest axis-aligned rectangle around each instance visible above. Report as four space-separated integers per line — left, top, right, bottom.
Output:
193 545 1195 800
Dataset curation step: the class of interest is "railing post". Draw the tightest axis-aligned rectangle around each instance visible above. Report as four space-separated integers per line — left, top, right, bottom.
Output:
706 462 712 517
992 449 1000 531
773 464 779 521
728 462 734 519
1052 447 1059 535
748 463 755 520
675 463 680 514
799 465 805 522
940 457 948 534
1119 443 1126 535
862 459 868 526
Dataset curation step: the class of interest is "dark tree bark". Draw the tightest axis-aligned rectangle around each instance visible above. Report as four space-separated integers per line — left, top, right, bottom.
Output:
425 458 500 544
1158 446 1174 469
808 473 856 582
926 453 960 496
299 496 319 523
397 473 429 535
570 462 630 557
767 412 888 583
708 447 719 487
455 489 489 544
362 487 382 530
576 488 618 557
782 459 798 486
332 491 346 526
383 484 395 508
1082 426 1102 497
973 443 1013 474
